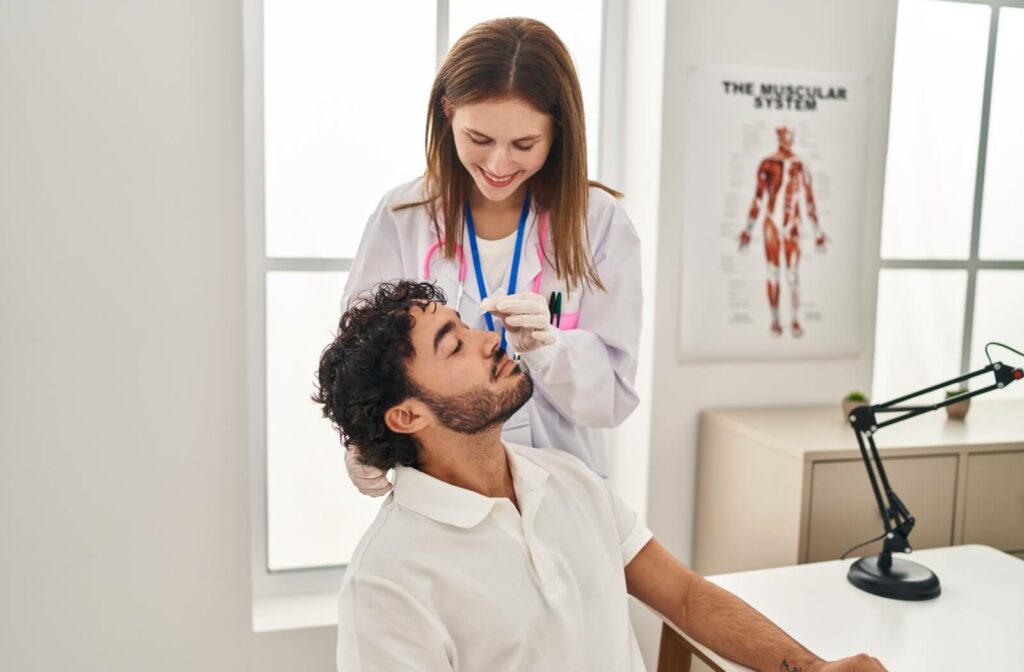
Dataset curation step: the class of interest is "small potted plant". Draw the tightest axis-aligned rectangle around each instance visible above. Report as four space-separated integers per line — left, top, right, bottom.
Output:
945 387 971 420
842 391 869 421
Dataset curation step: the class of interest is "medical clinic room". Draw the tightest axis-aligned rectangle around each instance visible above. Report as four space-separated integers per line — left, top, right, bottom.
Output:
5 0 1024 670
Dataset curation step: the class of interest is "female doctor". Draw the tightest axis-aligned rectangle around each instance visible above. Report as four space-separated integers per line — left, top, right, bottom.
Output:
342 17 642 494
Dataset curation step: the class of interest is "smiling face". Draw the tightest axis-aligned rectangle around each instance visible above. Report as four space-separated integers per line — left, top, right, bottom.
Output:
403 302 533 434
449 96 555 206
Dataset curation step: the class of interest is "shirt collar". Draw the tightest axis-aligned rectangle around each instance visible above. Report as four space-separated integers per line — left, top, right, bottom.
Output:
392 443 549 529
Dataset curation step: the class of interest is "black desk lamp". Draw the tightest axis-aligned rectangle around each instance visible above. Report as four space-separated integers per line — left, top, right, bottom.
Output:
845 356 1022 600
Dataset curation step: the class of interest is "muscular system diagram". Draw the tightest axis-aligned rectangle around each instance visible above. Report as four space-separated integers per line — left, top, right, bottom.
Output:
738 126 827 338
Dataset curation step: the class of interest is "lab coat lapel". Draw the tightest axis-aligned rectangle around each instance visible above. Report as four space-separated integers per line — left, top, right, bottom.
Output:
513 209 545 296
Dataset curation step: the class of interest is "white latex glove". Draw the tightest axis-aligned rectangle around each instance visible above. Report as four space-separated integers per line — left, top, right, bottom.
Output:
344 444 392 497
481 292 557 353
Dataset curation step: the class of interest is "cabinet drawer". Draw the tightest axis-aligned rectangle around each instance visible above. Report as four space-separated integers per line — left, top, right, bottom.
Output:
963 451 1024 551
805 455 958 562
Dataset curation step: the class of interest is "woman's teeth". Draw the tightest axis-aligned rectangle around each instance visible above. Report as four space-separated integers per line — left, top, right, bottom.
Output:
482 168 516 186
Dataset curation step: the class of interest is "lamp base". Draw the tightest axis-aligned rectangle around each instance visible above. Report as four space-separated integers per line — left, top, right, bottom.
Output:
847 555 941 601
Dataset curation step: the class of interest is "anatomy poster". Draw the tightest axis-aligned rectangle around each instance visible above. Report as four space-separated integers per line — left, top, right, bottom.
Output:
678 65 869 362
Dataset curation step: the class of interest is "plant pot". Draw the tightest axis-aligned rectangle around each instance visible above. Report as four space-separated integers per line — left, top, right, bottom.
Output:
842 398 868 422
945 397 971 420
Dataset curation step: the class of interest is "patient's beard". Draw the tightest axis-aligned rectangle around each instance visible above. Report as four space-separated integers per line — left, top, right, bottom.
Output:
412 371 534 435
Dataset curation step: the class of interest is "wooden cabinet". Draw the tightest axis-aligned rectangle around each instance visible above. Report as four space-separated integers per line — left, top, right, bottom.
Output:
805 455 958 562
692 401 1024 575
963 450 1024 550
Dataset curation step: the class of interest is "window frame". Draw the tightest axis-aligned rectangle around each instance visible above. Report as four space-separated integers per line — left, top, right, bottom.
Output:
244 0 623 605
877 0 1024 386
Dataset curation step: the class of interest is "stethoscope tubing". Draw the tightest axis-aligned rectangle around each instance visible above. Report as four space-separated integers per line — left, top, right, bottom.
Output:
423 239 467 311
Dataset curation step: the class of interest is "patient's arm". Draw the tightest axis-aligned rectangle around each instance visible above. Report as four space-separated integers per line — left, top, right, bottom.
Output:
624 538 887 672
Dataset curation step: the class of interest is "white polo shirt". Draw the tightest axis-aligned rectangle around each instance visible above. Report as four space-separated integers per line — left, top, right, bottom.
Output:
337 443 652 671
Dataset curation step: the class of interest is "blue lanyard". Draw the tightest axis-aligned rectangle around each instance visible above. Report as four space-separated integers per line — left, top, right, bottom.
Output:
464 194 531 351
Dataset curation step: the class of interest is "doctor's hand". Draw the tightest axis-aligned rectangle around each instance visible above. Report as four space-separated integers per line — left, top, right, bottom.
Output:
481 292 557 354
344 444 392 497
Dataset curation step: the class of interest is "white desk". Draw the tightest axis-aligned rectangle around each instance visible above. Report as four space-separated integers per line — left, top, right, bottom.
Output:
657 545 1024 672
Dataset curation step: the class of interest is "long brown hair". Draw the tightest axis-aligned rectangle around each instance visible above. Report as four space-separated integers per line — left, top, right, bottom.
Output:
396 17 619 290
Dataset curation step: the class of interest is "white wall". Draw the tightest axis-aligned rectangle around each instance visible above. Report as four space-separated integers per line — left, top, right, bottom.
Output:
0 1 899 670
629 0 899 665
0 2 334 670
608 0 667 538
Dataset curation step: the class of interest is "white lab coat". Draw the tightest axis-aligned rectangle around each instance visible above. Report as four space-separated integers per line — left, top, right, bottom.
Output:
342 177 641 476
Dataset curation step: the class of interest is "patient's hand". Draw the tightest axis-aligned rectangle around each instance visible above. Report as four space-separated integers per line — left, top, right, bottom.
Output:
807 653 887 672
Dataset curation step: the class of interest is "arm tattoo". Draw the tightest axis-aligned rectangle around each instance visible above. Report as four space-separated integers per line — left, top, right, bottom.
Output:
780 660 802 672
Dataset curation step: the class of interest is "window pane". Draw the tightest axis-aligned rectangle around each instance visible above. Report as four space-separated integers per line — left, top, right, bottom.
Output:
880 0 990 260
872 269 967 403
979 8 1024 260
968 271 1024 400
264 1 436 259
448 2 603 174
266 271 381 570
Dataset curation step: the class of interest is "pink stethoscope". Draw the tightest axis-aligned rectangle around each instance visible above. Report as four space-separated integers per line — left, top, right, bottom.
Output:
423 211 548 313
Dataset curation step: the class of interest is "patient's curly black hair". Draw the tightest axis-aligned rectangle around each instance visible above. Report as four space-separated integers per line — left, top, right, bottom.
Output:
313 281 447 471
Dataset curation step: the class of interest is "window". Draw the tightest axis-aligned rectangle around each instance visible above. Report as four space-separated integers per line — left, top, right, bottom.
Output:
873 0 1024 403
246 0 613 603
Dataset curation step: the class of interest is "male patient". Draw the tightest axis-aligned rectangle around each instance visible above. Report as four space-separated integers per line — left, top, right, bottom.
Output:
314 280 886 672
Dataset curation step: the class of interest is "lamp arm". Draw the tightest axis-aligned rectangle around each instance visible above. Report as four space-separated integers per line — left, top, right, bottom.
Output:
849 361 1022 435
847 361 1023 569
